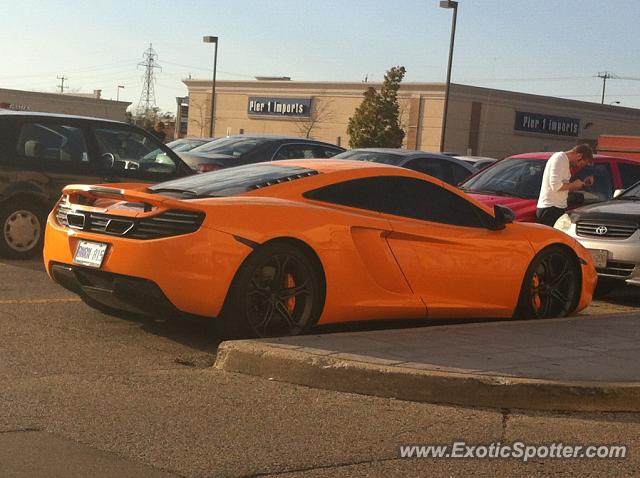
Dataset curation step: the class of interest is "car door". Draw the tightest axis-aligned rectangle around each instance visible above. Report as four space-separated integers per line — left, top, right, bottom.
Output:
374 176 532 317
11 117 102 209
88 124 190 184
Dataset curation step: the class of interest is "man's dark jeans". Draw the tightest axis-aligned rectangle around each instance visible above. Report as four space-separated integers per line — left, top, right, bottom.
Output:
536 206 566 227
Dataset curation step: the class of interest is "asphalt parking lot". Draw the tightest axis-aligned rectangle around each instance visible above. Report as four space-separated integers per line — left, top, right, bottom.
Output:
2 257 640 477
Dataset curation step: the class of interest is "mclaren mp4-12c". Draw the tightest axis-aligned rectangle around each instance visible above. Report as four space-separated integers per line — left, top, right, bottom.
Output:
44 159 597 337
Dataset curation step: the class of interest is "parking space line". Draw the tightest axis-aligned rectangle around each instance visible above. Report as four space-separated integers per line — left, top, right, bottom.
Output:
0 298 82 305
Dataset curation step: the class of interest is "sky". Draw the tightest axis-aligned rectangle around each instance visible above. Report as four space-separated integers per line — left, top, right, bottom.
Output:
2 0 639 114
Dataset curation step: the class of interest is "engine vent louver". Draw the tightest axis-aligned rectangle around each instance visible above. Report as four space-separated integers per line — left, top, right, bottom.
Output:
251 170 319 189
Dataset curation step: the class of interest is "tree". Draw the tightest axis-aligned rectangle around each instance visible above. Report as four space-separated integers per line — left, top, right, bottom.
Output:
347 66 407 148
294 98 335 139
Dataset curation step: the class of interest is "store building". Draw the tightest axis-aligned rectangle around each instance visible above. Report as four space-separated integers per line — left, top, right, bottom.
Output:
183 79 640 158
0 88 130 121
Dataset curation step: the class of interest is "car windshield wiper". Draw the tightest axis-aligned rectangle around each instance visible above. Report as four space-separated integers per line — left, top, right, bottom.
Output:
618 195 640 200
465 188 514 197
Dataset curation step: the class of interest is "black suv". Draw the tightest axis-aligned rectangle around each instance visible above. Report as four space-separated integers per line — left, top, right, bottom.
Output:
0 111 193 259
178 135 345 172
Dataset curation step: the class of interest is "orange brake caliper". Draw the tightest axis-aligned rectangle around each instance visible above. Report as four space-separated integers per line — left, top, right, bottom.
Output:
285 273 296 314
532 273 541 311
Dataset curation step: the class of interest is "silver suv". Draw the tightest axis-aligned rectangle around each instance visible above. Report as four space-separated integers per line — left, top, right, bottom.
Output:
555 185 640 296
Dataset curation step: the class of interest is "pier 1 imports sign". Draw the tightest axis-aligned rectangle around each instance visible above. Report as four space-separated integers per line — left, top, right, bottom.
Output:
514 111 580 137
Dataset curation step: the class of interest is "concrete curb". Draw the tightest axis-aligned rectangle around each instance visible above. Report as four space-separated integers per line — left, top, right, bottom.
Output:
214 340 640 412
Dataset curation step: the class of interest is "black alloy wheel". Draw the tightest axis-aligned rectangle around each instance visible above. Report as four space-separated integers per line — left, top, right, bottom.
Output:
221 242 323 338
517 247 580 320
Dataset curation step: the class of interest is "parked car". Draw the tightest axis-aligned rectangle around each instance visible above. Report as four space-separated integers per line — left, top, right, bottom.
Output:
166 137 215 153
0 111 193 259
460 152 640 222
178 135 345 172
333 148 476 185
555 183 640 296
455 155 499 171
45 159 596 338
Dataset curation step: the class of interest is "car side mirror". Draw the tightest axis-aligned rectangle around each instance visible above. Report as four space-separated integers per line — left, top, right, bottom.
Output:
613 189 625 198
493 204 516 229
567 191 585 207
100 153 115 169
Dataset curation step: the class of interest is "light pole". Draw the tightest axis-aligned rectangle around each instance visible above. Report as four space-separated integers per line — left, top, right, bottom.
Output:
203 36 219 138
439 0 458 153
116 85 124 101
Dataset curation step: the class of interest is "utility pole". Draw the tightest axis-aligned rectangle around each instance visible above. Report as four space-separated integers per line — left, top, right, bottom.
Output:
597 71 614 104
56 75 68 94
136 43 162 119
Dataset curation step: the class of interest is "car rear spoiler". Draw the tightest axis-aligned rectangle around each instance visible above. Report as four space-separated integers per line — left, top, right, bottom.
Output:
61 184 202 212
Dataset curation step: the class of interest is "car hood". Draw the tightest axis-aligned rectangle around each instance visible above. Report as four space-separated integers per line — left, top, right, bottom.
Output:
466 192 537 221
570 199 640 224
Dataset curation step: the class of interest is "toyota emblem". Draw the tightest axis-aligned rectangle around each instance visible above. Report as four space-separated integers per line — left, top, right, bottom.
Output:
595 226 608 235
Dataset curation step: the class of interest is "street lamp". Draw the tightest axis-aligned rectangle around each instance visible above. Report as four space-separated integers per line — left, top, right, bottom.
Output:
439 0 458 153
116 85 124 101
203 35 219 137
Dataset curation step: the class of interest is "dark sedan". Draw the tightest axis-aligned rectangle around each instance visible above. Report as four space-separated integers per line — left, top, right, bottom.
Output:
178 135 345 172
333 148 476 185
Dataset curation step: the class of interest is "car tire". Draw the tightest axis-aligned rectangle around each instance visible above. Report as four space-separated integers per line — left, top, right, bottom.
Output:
515 246 580 320
219 242 324 339
0 199 46 259
593 277 623 299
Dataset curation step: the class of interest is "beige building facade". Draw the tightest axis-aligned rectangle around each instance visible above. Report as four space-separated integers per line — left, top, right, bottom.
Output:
0 88 130 121
183 79 640 158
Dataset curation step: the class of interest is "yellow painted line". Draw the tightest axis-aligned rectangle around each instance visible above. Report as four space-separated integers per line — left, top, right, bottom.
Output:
0 298 82 305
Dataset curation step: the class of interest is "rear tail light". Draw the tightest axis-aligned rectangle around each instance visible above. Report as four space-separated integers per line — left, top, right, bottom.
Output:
197 163 223 173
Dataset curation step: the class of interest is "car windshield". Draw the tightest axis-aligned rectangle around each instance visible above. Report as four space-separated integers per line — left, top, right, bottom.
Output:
334 150 402 165
619 181 640 199
149 163 318 197
461 158 545 198
189 136 269 157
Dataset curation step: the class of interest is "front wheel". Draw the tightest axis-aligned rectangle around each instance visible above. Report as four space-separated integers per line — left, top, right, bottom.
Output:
516 247 580 320
219 242 324 338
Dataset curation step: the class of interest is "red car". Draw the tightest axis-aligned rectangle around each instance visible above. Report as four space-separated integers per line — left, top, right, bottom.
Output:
460 152 640 222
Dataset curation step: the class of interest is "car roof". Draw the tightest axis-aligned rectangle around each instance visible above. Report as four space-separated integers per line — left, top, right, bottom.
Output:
271 158 395 174
220 134 343 147
506 152 638 161
348 148 453 159
0 110 125 124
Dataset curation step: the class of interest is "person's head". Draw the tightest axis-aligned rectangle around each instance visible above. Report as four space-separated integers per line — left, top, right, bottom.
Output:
567 143 594 167
154 121 165 132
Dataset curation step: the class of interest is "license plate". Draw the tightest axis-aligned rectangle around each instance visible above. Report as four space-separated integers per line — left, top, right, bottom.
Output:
74 241 108 268
588 249 608 268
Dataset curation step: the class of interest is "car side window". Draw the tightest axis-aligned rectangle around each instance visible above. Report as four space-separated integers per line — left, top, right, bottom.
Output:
571 163 613 203
450 162 473 184
619 163 640 189
305 176 489 228
92 126 177 176
273 144 317 160
313 146 343 158
405 159 449 183
16 122 89 163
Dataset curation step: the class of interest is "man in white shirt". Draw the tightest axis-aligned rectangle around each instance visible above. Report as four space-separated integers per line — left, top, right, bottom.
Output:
536 144 594 226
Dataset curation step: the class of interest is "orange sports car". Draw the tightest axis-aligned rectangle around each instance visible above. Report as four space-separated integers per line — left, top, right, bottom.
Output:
44 159 597 338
